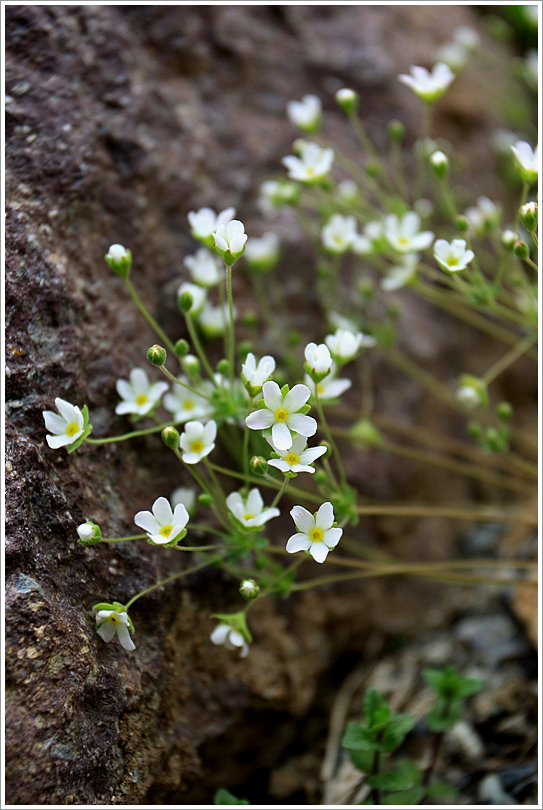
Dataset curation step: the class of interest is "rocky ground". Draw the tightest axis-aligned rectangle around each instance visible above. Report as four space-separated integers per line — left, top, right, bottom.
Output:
5 5 537 805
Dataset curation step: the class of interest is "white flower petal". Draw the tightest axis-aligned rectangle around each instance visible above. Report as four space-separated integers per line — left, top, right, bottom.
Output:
315 501 334 530
290 505 315 534
272 421 293 450
286 533 312 553
309 543 330 563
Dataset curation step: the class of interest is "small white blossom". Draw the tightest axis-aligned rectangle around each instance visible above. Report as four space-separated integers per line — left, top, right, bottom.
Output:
241 353 276 395
43 397 85 449
188 207 236 241
258 180 299 215
163 376 214 423
183 248 222 287
328 312 360 334
464 196 502 235
286 502 343 563
244 232 280 272
226 488 280 529
435 41 470 73
414 198 434 219
398 63 455 102
434 239 475 272
304 342 332 378
115 368 168 416
210 623 249 657
325 329 376 361
452 26 480 52
321 214 358 254
429 150 449 173
337 179 359 201
352 220 386 256
384 212 434 254
178 420 217 464
197 302 237 338
305 364 352 401
335 88 358 113
245 381 317 451
171 486 197 515
77 522 101 545
177 281 207 314
501 229 520 248
455 385 481 408
511 141 538 184
286 94 321 132
95 609 135 651
282 141 334 183
212 219 248 259
381 254 419 291
266 434 326 475
135 496 190 545
106 244 130 264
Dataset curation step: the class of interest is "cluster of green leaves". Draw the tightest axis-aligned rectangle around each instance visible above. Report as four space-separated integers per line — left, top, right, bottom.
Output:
213 787 250 804
341 667 483 804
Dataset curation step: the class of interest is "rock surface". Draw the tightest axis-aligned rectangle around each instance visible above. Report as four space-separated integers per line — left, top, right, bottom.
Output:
5 5 534 805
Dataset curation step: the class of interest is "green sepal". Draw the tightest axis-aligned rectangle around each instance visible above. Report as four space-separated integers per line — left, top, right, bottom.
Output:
257 399 266 409
211 611 252 643
280 383 290 396
160 528 188 549
304 362 331 383
92 602 116 612
299 403 311 414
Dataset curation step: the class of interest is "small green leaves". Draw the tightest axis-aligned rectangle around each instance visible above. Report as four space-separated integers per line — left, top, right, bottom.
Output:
213 788 249 805
423 667 483 731
364 688 391 730
342 689 416 755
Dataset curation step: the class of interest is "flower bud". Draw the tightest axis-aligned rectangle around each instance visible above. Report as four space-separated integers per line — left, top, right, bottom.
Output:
350 419 382 446
455 215 469 232
429 150 449 178
250 455 268 476
514 240 529 259
179 290 194 312
335 88 359 115
175 339 189 358
238 340 253 359
318 440 331 459
314 470 327 486
77 521 101 545
388 119 406 141
501 229 519 250
198 493 213 506
496 401 513 421
242 311 258 328
519 201 538 232
146 344 167 367
182 354 200 375
485 426 506 452
105 244 131 278
456 374 488 409
216 359 230 376
365 161 380 178
239 579 260 600
161 426 180 450
467 421 483 439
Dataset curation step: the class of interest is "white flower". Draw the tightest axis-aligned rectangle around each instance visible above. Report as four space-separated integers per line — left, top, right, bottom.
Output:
352 220 386 256
77 522 101 545
188 206 236 240
429 150 449 176
212 219 248 260
434 238 474 272
171 486 197 515
241 353 276 395
226 488 280 529
321 214 358 254
325 329 376 362
452 26 480 52
464 196 502 235
258 180 299 215
115 368 168 416
106 244 130 264
501 229 519 248
328 311 360 334
135 496 190 545
210 623 249 657
43 397 85 449
177 281 207 314
335 88 358 113
282 141 334 183
183 248 222 287
435 41 469 73
304 342 332 378
384 212 434 253
455 385 481 408
286 502 343 563
337 179 359 201
266 433 326 475
511 141 538 184
95 610 135 651
245 381 317 451
305 364 352 401
178 420 217 464
398 63 455 102
286 94 321 132
197 302 237 337
381 254 419 291
244 232 280 272
163 376 214 423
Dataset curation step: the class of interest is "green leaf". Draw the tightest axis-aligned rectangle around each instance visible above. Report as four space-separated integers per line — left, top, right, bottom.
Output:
381 786 425 804
381 713 416 752
342 721 378 751
423 666 483 700
364 688 391 731
348 748 374 773
425 698 462 731
368 759 422 791
213 788 249 804
426 780 456 799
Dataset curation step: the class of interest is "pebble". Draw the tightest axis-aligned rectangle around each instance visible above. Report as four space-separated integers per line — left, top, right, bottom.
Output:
478 773 517 805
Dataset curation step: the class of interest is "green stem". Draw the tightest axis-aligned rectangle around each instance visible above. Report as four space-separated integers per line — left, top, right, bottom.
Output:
101 534 147 542
159 364 213 400
225 261 235 388
513 181 529 229
481 335 536 385
174 449 230 529
271 477 290 508
124 278 177 357
315 388 348 487
246 557 304 608
125 554 223 610
184 312 219 385
86 421 176 444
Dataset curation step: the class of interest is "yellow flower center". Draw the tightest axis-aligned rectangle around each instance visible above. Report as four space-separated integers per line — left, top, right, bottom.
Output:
309 528 324 543
243 513 254 522
398 236 409 246
184 400 194 410
447 257 459 267
109 615 119 624
317 383 325 395
135 394 149 406
275 408 289 422
306 167 315 177
285 452 300 465
66 422 80 437
190 439 204 453
160 525 173 537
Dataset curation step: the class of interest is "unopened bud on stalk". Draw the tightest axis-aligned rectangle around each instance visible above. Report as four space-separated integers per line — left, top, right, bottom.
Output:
216 359 230 376
496 401 513 421
198 493 213 506
365 161 380 178
161 426 180 449
239 579 260 600
242 311 258 328
238 340 252 358
519 201 538 232
429 150 449 178
175 339 189 358
318 440 332 459
513 240 529 259
179 290 194 313
77 521 102 546
388 119 406 141
501 229 519 250
182 354 200 375
250 455 268 476
105 244 131 278
335 88 359 115
314 470 327 486
467 421 483 439
147 344 167 367
455 215 469 232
